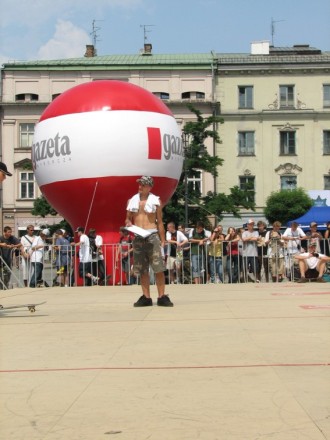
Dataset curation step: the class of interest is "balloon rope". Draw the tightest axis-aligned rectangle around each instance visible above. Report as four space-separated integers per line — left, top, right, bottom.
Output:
84 181 98 231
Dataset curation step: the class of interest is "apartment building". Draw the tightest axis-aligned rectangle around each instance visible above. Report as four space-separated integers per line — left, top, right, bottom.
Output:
0 42 329 232
215 42 330 225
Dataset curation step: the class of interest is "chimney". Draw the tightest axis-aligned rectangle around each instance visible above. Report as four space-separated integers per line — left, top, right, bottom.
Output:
84 45 96 58
251 40 270 55
143 43 152 55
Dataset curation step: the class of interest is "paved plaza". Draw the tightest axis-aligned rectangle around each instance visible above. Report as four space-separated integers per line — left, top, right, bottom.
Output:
0 282 329 440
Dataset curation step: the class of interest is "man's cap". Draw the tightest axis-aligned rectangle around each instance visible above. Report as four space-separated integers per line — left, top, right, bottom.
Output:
137 176 154 186
247 218 255 224
309 242 317 247
0 162 12 176
75 226 84 233
41 228 50 236
310 221 317 227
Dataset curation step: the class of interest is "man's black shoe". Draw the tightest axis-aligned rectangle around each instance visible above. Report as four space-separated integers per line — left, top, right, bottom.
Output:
157 295 174 307
134 295 153 307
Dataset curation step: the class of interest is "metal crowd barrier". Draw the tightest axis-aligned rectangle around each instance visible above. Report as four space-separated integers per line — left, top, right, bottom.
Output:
1 238 329 289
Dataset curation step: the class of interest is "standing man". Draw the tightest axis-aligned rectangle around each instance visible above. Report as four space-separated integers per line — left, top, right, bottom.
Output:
0 226 22 289
166 222 188 284
189 221 210 284
75 227 99 286
241 219 259 282
0 163 13 293
29 229 50 288
125 176 173 307
21 225 36 287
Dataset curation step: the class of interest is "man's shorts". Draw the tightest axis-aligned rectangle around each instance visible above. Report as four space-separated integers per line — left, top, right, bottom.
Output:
305 268 319 279
133 233 165 275
166 256 177 270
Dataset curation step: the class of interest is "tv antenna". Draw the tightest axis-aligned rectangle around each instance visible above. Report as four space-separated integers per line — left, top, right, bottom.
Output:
90 19 104 54
140 24 155 45
271 17 285 46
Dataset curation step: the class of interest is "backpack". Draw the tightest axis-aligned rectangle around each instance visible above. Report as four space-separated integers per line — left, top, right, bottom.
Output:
88 235 98 258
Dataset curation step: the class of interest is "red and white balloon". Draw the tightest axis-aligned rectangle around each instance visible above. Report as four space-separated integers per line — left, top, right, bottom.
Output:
32 80 183 238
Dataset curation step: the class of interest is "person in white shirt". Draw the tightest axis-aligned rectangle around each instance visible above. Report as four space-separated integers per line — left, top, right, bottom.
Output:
294 242 330 283
166 222 188 284
241 219 259 282
283 221 307 280
29 228 50 287
282 222 307 255
21 225 36 287
75 227 98 286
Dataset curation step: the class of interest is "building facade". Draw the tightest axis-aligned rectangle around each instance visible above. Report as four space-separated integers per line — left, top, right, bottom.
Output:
0 43 329 232
215 43 330 226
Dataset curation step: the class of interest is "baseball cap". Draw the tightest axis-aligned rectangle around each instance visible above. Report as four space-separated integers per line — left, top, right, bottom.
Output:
75 226 84 233
41 228 50 236
247 218 255 224
310 221 317 227
0 162 12 176
137 176 154 186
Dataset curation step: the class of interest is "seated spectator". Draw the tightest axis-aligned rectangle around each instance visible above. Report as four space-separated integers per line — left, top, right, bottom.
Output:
294 242 330 283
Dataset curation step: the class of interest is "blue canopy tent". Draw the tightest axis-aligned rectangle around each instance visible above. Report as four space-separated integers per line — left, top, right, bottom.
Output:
287 206 330 230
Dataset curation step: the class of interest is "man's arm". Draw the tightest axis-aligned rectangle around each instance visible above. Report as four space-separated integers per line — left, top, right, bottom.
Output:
125 210 134 227
156 202 165 244
294 253 311 260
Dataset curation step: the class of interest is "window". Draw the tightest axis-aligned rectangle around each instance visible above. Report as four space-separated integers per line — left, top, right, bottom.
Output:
15 93 39 102
181 91 205 100
239 176 255 203
20 172 35 199
324 131 330 155
153 92 170 100
196 92 205 99
238 86 253 108
280 131 296 155
324 176 330 190
323 85 330 108
238 131 255 155
280 175 297 190
187 170 202 195
279 85 294 108
19 123 35 148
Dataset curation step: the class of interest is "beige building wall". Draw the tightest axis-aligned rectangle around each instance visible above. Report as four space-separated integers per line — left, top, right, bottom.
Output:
0 59 215 233
215 60 330 224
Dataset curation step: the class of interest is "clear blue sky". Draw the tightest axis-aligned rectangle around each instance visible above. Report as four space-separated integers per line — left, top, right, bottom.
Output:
1 0 329 64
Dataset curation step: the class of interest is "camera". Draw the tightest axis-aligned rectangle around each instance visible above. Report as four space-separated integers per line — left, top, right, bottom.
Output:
312 252 319 258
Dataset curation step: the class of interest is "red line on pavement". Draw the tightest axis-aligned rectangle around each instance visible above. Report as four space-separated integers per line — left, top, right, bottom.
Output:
1 362 329 374
300 305 330 310
272 292 330 296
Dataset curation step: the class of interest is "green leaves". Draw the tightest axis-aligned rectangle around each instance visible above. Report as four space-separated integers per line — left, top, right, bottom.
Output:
264 188 313 225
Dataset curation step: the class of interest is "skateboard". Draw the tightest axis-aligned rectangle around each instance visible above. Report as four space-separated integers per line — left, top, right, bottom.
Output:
0 301 46 313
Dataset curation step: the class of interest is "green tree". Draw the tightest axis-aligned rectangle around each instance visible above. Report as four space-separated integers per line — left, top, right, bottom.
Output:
31 195 58 217
163 105 256 227
31 196 73 235
264 188 313 225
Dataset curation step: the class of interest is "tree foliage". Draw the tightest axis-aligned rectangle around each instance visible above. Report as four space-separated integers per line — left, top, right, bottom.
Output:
264 188 313 225
31 195 58 217
163 105 256 227
31 195 73 235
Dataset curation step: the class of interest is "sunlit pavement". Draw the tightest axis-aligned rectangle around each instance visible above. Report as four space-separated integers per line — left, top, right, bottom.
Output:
0 282 329 440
